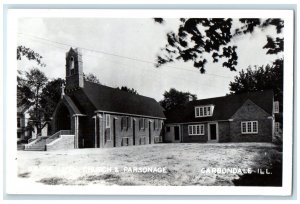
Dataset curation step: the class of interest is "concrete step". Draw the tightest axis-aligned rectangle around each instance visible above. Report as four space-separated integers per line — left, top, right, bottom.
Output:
25 147 45 151
25 149 45 151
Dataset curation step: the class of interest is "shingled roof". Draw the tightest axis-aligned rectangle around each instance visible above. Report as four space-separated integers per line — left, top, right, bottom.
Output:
67 81 165 119
165 90 274 124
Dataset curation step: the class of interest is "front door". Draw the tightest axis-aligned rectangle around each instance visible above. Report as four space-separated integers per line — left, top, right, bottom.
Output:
174 126 180 141
208 123 218 142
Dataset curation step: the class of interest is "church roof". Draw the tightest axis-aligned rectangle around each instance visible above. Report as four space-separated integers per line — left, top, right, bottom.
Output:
67 81 166 119
64 95 82 115
165 90 274 124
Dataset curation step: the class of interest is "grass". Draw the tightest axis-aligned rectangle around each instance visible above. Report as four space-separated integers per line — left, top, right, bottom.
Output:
17 143 282 186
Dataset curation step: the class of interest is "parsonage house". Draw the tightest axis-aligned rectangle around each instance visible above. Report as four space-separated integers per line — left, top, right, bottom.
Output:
24 47 281 151
164 90 281 143
25 48 165 151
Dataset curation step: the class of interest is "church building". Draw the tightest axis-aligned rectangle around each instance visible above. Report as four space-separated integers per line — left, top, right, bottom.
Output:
49 47 165 149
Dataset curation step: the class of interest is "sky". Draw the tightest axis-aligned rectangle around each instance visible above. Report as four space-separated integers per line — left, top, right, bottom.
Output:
17 18 282 101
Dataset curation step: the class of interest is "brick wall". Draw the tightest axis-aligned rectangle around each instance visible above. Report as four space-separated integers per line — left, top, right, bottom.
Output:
218 121 230 142
230 99 273 142
181 124 208 143
92 114 163 148
164 125 181 143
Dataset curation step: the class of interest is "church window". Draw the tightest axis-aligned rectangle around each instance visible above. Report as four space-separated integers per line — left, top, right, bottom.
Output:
70 56 75 75
106 114 110 128
139 118 145 130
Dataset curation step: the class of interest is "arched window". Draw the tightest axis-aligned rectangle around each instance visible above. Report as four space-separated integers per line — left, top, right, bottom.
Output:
70 56 75 75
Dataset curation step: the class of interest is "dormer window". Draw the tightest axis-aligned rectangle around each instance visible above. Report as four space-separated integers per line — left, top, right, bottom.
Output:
70 56 75 75
195 105 214 117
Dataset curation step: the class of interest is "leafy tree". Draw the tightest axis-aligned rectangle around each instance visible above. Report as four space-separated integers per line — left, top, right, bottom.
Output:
17 70 34 106
25 68 48 134
117 86 139 95
84 73 101 84
17 45 46 67
40 78 65 121
160 88 197 111
155 18 283 73
17 46 46 106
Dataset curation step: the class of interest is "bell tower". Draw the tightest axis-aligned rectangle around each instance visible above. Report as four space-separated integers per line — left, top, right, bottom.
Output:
65 47 84 90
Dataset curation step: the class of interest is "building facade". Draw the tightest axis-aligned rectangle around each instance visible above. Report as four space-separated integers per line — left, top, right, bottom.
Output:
164 90 280 143
51 47 165 148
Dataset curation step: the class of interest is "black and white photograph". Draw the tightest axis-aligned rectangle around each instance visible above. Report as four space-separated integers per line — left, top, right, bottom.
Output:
4 8 294 196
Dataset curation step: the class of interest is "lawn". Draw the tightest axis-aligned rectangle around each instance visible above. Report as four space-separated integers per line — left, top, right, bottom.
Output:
17 143 282 186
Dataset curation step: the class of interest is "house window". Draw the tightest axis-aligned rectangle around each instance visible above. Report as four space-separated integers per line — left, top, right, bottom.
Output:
195 105 214 117
275 122 280 134
166 126 170 132
17 118 21 128
188 124 205 135
274 101 279 113
106 114 110 128
139 118 145 130
241 121 258 134
17 132 21 138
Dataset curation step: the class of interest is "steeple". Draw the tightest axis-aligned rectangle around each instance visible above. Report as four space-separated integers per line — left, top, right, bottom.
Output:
65 47 84 90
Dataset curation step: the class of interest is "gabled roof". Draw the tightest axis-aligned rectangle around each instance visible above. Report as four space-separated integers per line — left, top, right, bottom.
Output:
165 90 274 124
63 95 82 115
67 81 165 119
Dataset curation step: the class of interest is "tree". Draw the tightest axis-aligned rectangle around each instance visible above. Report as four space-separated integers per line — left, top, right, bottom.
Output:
117 86 139 95
155 18 283 73
17 45 46 67
17 46 45 105
25 68 48 134
84 73 101 84
40 78 65 121
17 70 34 106
160 88 197 111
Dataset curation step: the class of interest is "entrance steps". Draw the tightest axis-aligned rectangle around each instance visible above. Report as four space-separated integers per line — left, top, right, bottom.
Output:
25 130 72 151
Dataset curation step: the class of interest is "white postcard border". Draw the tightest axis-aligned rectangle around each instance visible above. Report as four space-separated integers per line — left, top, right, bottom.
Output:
4 9 294 196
